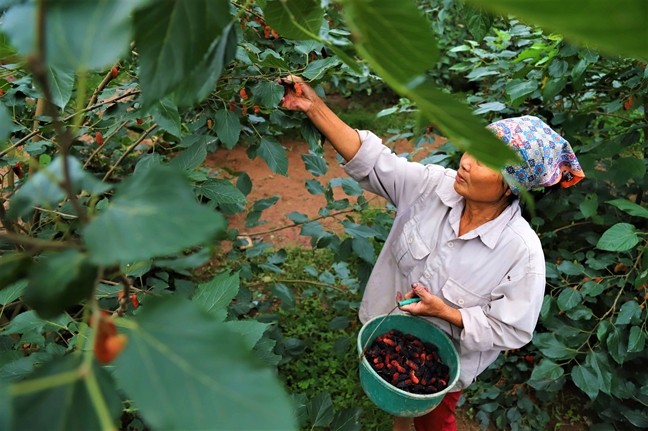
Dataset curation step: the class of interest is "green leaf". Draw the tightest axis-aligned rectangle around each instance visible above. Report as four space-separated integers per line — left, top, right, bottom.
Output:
286 212 309 224
616 300 641 325
223 320 269 350
463 0 648 59
302 58 341 81
292 393 309 428
237 172 252 196
332 407 362 431
557 261 584 275
113 296 295 430
258 50 289 70
271 283 295 310
302 154 327 177
8 156 110 219
193 271 239 322
343 221 378 239
307 392 334 427
252 81 285 108
0 280 26 306
607 199 648 218
533 333 578 360
196 178 247 204
11 354 122 430
579 193 598 219
3 0 141 70
462 4 494 42
36 65 75 109
170 141 207 171
586 351 612 395
171 24 237 107
571 365 599 399
134 0 231 105
529 358 564 382
344 0 439 83
83 166 227 265
557 288 581 311
1 311 42 335
23 250 97 319
215 109 241 150
542 78 566 103
0 254 32 290
506 79 538 106
258 136 288 176
339 178 363 196
612 157 646 184
262 0 323 40
150 98 181 137
581 280 604 298
351 236 375 264
328 316 349 330
407 81 519 170
596 223 640 252
473 101 506 115
327 45 363 75
253 336 282 366
301 119 323 153
0 104 11 142
0 30 17 60
305 179 325 195
607 327 628 364
628 326 646 353
332 335 350 355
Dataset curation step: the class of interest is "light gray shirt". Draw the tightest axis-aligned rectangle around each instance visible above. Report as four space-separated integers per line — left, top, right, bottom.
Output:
343 131 546 391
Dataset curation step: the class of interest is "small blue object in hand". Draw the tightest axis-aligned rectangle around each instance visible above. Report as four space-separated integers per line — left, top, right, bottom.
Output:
398 297 422 307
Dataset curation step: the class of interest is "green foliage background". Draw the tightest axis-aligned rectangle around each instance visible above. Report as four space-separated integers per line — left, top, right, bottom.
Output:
0 0 647 430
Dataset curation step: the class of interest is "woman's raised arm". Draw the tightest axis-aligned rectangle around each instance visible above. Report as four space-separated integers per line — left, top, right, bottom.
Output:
280 77 361 162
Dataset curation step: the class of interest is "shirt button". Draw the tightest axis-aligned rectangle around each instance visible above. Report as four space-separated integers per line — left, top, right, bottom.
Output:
424 272 431 279
447 242 454 248
408 237 413 244
457 298 465 305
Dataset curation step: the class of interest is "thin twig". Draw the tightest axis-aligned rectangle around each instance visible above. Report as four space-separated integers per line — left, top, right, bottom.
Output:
239 196 381 236
27 0 88 224
102 125 157 181
113 273 131 318
83 120 129 169
86 61 120 110
33 206 77 219
0 232 83 250
552 221 591 234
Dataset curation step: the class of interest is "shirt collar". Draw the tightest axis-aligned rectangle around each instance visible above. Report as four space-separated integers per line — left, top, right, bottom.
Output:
436 170 521 249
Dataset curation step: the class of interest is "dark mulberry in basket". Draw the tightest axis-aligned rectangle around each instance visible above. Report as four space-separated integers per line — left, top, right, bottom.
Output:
364 330 451 395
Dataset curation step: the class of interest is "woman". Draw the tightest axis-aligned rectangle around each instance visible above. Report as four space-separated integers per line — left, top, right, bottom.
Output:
281 78 585 431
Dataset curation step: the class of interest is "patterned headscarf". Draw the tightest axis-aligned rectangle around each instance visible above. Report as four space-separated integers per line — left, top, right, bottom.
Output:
487 116 585 195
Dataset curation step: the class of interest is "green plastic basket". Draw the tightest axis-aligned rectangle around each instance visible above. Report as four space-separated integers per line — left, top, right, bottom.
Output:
357 314 461 418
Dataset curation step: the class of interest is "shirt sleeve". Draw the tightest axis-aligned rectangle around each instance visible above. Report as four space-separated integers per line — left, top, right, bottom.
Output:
457 271 546 352
342 130 444 210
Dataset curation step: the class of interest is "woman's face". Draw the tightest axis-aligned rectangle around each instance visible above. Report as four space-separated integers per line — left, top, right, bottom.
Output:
454 153 511 204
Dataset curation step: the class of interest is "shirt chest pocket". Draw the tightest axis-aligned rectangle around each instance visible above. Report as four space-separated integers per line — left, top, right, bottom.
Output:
440 277 490 309
390 217 431 277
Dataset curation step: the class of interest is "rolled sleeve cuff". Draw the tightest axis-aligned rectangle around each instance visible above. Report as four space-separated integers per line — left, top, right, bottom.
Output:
341 130 385 181
458 307 493 352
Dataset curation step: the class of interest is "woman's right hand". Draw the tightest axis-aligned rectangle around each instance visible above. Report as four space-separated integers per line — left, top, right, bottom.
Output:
279 76 320 114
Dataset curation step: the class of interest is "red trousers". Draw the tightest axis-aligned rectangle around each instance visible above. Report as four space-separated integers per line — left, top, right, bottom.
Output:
413 390 462 431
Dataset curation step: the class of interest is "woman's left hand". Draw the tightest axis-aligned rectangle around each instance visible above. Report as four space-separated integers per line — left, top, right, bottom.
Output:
397 283 448 317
